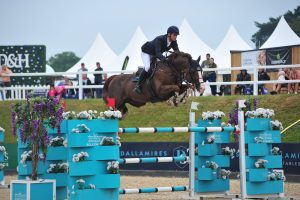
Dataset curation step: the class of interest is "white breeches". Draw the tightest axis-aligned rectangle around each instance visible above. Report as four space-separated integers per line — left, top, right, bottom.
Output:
141 52 151 72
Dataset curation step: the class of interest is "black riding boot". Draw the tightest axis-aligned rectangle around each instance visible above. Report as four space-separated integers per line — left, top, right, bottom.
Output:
134 69 148 94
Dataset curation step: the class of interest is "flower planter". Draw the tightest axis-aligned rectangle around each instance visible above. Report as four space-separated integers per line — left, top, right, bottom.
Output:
96 174 120 188
246 118 271 131
197 168 217 180
68 133 106 147
196 132 230 145
56 187 68 200
70 188 119 200
248 143 270 156
47 146 67 161
0 151 5 162
247 169 268 182
11 179 56 200
195 178 229 193
197 144 218 156
0 131 4 142
93 146 119 161
43 173 68 187
0 170 4 182
196 155 230 168
67 119 118 134
198 119 221 127
246 180 284 195
246 155 282 169
18 161 47 175
245 130 281 144
69 161 99 176
47 120 68 134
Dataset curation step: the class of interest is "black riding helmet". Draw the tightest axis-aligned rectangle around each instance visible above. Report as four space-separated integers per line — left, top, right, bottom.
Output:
167 26 180 35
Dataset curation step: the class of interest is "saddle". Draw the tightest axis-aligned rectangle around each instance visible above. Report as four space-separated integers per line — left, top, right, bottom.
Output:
132 57 158 82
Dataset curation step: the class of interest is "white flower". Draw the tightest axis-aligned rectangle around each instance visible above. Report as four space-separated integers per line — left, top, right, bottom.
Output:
63 139 68 147
72 152 89 162
89 184 96 189
0 126 5 132
76 178 85 184
220 169 231 179
202 111 225 120
99 110 122 119
246 108 275 118
270 120 283 131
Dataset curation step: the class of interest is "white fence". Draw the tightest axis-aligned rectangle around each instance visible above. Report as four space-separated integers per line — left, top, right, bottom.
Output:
0 64 300 100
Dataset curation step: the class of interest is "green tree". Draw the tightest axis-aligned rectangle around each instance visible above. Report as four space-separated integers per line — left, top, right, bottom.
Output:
47 51 80 72
251 6 300 49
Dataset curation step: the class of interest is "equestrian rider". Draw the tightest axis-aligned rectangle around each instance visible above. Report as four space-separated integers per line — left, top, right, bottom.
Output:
134 26 180 94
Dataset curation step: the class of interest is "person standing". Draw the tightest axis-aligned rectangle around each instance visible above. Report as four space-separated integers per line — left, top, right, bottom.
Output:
134 26 180 94
208 58 217 96
200 53 211 82
77 63 88 98
0 65 12 99
94 62 103 98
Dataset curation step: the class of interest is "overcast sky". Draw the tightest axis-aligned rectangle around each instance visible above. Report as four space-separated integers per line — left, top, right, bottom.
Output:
1 0 300 59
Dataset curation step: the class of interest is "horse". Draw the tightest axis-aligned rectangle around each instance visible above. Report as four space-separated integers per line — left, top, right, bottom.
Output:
103 51 202 116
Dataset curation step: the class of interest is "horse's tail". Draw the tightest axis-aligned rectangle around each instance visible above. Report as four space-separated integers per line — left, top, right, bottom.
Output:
102 75 117 104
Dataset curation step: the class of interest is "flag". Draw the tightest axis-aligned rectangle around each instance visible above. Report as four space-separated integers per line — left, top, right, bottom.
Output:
191 102 199 110
107 98 115 109
62 100 67 112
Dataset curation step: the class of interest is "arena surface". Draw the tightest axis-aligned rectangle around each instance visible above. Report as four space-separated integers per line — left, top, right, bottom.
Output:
1 175 300 199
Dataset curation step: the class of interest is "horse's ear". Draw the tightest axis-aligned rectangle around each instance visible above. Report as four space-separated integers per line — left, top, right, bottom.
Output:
197 56 201 63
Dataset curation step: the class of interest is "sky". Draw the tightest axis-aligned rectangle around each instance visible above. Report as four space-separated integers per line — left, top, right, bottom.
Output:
1 0 300 59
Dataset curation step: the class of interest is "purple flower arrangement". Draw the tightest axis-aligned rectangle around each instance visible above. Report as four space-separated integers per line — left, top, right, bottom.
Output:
11 96 63 180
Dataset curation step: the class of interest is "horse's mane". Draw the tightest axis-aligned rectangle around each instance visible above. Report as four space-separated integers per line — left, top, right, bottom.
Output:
166 51 192 71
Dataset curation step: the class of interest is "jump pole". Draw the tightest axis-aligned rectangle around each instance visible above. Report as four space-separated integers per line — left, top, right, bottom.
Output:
189 111 196 199
238 100 247 199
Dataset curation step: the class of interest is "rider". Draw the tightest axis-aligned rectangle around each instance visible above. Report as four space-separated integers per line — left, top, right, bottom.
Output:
134 26 180 94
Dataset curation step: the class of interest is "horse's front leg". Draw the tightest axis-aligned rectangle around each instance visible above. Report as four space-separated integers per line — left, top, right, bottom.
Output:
158 85 180 106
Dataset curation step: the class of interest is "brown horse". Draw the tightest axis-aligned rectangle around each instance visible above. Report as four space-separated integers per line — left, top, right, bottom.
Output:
103 52 201 115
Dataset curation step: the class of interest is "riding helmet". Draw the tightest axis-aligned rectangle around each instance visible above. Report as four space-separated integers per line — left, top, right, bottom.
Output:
167 26 180 35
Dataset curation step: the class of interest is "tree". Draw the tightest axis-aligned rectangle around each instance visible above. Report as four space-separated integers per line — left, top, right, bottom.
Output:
251 6 300 49
47 51 80 72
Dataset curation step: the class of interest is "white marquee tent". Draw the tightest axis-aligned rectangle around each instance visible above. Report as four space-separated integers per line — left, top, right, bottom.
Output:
214 25 252 74
178 19 213 59
46 64 55 73
110 27 148 71
67 33 117 80
260 16 300 49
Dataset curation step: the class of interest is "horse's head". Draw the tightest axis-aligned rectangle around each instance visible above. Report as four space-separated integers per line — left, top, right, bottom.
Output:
187 55 202 91
166 52 201 91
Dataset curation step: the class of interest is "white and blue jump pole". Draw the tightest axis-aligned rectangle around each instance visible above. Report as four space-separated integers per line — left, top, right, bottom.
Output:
119 186 188 194
119 156 188 164
119 127 235 133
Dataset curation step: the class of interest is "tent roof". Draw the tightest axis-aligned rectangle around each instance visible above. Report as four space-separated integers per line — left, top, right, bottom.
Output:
178 19 213 59
67 33 117 78
46 64 55 73
260 16 300 49
214 25 252 73
110 27 148 71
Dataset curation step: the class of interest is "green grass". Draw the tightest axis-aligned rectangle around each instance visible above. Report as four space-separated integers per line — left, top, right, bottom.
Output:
0 95 300 143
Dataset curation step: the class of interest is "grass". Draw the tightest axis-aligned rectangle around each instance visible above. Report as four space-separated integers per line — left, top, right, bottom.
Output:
0 95 300 143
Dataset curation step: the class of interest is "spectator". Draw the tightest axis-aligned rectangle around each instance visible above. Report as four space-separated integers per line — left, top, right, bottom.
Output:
63 76 75 98
271 68 290 94
77 63 88 98
47 84 57 98
0 65 12 99
257 68 270 94
208 58 217 96
200 53 210 82
235 69 251 95
288 68 300 94
94 62 103 98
